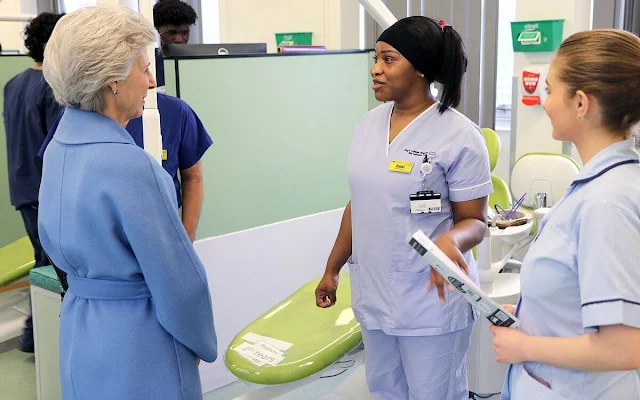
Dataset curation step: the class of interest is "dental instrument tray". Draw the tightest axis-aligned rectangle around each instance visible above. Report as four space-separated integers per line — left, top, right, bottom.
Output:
408 230 521 328
489 208 533 230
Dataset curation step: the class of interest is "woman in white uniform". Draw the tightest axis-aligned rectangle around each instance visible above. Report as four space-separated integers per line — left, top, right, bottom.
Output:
315 16 492 400
491 30 640 400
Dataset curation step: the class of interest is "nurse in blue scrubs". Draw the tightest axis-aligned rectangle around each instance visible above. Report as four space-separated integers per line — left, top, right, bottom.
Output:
2 12 64 352
315 17 492 400
491 30 640 399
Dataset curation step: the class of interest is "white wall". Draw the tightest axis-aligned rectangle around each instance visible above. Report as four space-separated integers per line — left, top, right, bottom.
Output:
201 0 220 43
0 0 35 52
513 0 591 161
218 0 360 53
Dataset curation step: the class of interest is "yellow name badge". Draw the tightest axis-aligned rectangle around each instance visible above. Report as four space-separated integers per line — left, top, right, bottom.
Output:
162 149 168 161
388 160 414 173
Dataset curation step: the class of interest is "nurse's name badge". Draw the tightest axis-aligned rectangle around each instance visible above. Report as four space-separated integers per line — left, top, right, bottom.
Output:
410 191 442 214
389 160 414 173
162 149 168 161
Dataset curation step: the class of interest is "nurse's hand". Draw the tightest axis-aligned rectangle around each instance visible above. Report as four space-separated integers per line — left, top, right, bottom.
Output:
316 273 339 308
503 304 516 314
429 234 470 303
490 325 530 364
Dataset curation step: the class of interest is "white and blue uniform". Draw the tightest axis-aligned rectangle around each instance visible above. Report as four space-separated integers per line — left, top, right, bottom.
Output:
348 102 492 399
502 139 640 400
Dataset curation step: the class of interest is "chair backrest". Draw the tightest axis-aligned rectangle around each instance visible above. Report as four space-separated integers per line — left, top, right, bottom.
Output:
490 175 512 209
510 153 580 208
481 128 500 172
481 128 512 209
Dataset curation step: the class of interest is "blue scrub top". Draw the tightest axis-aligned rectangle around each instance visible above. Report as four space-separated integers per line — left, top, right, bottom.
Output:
41 93 212 207
155 49 165 88
502 139 640 399
3 68 63 209
348 102 493 336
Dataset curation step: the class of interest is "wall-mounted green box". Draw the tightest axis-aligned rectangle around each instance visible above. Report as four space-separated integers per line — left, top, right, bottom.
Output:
511 19 564 52
275 32 313 47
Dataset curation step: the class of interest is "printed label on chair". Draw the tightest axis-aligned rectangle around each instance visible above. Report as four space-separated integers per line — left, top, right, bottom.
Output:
242 332 293 351
234 341 285 366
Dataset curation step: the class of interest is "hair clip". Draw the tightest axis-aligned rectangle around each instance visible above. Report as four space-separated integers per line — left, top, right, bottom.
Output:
438 19 450 32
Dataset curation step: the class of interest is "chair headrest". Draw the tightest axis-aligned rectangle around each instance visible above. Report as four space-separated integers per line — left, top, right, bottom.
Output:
481 128 500 172
511 153 580 208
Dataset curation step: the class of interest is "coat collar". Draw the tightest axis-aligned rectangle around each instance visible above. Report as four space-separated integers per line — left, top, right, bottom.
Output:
53 108 135 146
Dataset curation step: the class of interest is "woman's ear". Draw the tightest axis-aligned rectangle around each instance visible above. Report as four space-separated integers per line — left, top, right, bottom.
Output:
575 89 590 120
108 81 118 93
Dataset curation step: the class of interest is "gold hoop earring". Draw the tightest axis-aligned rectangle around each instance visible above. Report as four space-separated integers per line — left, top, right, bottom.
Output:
577 114 584 121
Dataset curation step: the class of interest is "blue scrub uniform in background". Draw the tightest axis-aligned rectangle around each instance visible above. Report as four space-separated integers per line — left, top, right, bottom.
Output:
3 68 63 266
348 102 492 400
155 48 165 89
41 93 212 207
125 93 212 207
502 139 640 400
38 108 217 400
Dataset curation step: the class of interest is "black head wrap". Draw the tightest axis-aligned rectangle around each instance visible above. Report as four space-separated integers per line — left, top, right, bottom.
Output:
376 16 448 83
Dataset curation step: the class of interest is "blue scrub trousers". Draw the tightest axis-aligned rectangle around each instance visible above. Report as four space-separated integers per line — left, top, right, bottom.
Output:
361 312 474 400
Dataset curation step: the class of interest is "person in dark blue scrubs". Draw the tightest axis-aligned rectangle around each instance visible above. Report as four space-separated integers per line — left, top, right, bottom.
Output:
153 0 199 89
41 92 212 241
2 12 65 353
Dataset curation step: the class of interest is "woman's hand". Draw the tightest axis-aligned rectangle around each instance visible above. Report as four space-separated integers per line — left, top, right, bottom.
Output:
503 304 516 314
315 273 339 308
429 234 470 303
490 324 531 364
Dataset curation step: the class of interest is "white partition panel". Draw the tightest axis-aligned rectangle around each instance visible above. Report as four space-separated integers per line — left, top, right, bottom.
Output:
194 208 347 393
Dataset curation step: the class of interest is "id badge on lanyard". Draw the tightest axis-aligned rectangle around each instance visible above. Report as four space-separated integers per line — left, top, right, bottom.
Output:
408 154 441 214
410 191 442 213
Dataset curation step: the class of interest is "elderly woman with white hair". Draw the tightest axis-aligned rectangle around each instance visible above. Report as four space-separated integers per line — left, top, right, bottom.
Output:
38 6 217 399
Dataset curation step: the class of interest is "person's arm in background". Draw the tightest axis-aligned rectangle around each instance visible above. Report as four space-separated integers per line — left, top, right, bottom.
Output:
180 161 204 242
316 201 352 307
178 101 212 242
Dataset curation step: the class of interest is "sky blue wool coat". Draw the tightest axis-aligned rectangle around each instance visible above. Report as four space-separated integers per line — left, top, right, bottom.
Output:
38 108 217 400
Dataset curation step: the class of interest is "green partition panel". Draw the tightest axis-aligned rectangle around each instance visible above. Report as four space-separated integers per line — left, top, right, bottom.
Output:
0 56 33 247
162 58 176 97
177 53 371 238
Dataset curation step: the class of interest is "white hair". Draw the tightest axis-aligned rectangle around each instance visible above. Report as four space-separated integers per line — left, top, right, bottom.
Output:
43 6 156 112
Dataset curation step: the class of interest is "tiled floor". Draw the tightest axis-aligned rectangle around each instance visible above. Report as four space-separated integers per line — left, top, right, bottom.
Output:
0 347 354 400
